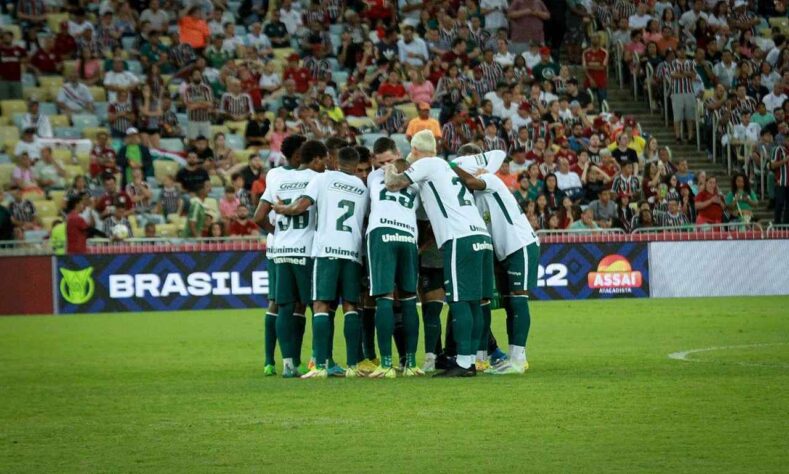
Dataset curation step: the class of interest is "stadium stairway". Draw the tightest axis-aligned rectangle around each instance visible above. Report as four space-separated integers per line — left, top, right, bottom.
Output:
605 87 773 223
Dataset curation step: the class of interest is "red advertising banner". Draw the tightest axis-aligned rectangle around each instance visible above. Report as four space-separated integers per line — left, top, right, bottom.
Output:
0 256 54 316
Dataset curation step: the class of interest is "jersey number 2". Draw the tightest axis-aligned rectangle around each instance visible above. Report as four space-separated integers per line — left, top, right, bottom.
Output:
451 177 472 207
335 200 355 232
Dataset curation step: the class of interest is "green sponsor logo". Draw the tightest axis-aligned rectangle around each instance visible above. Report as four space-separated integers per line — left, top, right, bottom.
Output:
60 267 95 305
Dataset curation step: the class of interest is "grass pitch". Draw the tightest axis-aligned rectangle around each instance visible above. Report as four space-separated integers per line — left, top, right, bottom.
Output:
1 297 788 472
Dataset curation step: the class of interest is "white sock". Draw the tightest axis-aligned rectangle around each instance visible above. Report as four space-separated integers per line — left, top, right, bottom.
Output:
424 352 436 362
508 344 514 356
511 346 526 363
283 358 295 370
476 350 487 362
456 354 473 369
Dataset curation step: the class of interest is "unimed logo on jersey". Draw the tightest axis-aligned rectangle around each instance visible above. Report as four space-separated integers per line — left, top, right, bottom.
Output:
587 255 643 294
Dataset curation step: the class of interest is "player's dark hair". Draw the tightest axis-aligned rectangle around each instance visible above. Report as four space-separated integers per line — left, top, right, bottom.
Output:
325 137 347 151
281 134 307 161
299 140 328 165
354 145 371 163
457 143 483 156
338 147 360 166
373 137 397 155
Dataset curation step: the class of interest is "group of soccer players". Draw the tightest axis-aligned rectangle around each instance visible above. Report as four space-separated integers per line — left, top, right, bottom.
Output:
255 129 539 379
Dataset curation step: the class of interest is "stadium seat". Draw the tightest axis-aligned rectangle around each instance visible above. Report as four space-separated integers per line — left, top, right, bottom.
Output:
122 38 138 54
397 103 418 121
23 87 46 102
226 134 245 150
35 200 58 218
46 12 68 32
153 160 180 182
159 138 184 152
39 102 57 116
1 100 26 117
72 114 100 131
333 71 349 86
54 127 81 139
63 165 83 180
94 102 109 122
75 152 91 170
83 127 110 140
88 87 106 102
38 76 63 91
49 190 66 209
4 24 20 40
49 115 70 128
0 154 10 164
40 215 59 230
391 134 411 157
11 113 23 130
209 175 223 187
347 117 376 130
51 148 72 162
234 149 254 162
209 186 224 200
156 223 178 237
0 126 20 144
273 48 295 62
203 197 220 216
0 116 8 126
0 163 14 185
210 125 229 138
224 120 248 135
360 133 387 147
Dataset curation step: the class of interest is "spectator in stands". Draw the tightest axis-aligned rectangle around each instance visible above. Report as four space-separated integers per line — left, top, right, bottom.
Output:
655 197 690 227
762 83 787 113
96 174 133 219
143 222 157 239
108 90 136 138
555 157 584 201
104 58 140 103
183 69 215 140
0 30 26 100
65 194 93 254
176 152 210 194
611 133 639 169
8 185 40 238
103 203 134 239
441 108 473 158
507 0 550 54
207 221 225 238
11 153 41 195
695 176 725 225
569 207 600 232
674 159 696 187
140 0 170 32
179 6 210 51
117 128 153 188
725 173 758 223
228 204 260 236
157 175 183 221
669 48 698 144
219 185 240 222
542 173 565 211
74 48 103 87
183 181 210 238
615 192 635 233
589 189 617 228
770 143 789 224
29 36 62 77
14 128 42 162
57 70 95 116
21 99 53 139
232 153 264 191
34 147 66 192
611 162 641 196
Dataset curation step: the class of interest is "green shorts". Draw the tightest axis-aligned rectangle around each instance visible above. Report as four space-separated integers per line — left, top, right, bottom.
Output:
273 256 313 305
419 267 444 294
501 242 540 293
312 257 362 303
267 258 278 303
366 228 419 297
440 234 494 302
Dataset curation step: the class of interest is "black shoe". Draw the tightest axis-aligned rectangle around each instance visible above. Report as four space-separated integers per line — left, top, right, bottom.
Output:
433 364 476 378
435 353 451 370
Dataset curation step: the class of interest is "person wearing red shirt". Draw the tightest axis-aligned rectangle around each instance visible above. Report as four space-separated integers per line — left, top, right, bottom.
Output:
376 70 408 104
228 205 260 236
66 194 93 254
340 84 372 117
89 132 118 178
283 53 311 94
29 37 62 76
582 33 609 104
0 30 27 100
694 176 725 224
53 22 77 59
441 38 470 68
95 174 133 218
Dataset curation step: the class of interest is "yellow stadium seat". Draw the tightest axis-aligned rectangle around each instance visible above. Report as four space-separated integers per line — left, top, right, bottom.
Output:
75 151 91 171
347 116 376 130
161 74 173 83
153 160 180 183
769 17 788 29
46 13 69 32
4 139 18 155
38 76 63 91
1 100 27 117
4 24 21 41
0 163 13 186
49 115 71 128
64 165 84 180
273 48 295 61
62 60 78 78
0 125 20 143
209 174 223 187
224 120 248 135
88 87 106 102
27 192 48 201
35 200 58 218
23 87 46 102
234 149 254 162
49 190 66 209
365 107 377 120
210 125 229 138
203 197 220 216
397 103 418 121
41 215 60 230
159 37 172 47
51 148 72 162
264 111 275 122
82 127 109 140
0 116 8 126
156 223 178 237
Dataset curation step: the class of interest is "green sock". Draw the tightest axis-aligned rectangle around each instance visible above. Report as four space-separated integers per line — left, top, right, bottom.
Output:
448 302 473 356
362 307 377 360
510 295 531 348
478 302 491 351
344 311 361 367
312 313 330 369
422 301 443 354
504 298 514 344
276 303 294 360
264 312 277 366
401 297 419 367
328 309 337 364
469 302 483 356
293 313 306 367
375 297 394 367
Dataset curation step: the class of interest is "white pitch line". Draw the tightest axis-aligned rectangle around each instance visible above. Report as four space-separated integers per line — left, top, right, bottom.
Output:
668 343 789 362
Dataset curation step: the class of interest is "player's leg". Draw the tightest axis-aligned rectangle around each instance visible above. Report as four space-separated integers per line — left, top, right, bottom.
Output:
302 257 339 379
358 261 377 367
475 245 496 369
264 258 279 375
339 259 363 376
367 230 398 378
292 302 307 372
274 260 298 377
396 240 422 375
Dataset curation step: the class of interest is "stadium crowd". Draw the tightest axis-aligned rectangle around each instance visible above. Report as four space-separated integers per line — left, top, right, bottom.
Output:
0 0 788 251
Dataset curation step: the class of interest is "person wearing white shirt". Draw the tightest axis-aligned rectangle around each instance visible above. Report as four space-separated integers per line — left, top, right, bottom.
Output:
493 91 519 120
103 59 140 103
762 84 787 113
522 43 542 70
712 51 737 89
493 38 514 66
246 22 273 53
480 0 509 31
21 101 53 139
222 23 246 55
14 129 42 161
510 104 533 130
484 88 506 110
68 10 94 37
725 111 760 146
397 26 429 67
279 0 303 36
398 0 423 26
555 158 583 196
678 0 708 33
628 3 652 31
140 0 170 32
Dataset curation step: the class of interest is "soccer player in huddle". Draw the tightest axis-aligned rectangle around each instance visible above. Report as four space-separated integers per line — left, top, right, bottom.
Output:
274 146 369 378
255 134 307 376
366 140 422 378
451 144 539 374
384 130 495 377
259 139 325 377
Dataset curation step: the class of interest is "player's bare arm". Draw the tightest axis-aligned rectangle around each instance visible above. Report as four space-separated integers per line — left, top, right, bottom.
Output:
384 163 411 191
253 200 275 234
273 197 311 216
451 164 487 191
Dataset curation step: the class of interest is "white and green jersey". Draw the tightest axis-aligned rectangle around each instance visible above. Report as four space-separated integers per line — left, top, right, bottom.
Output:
261 167 317 258
303 170 369 263
476 173 539 261
366 167 420 238
263 166 288 253
404 157 489 247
